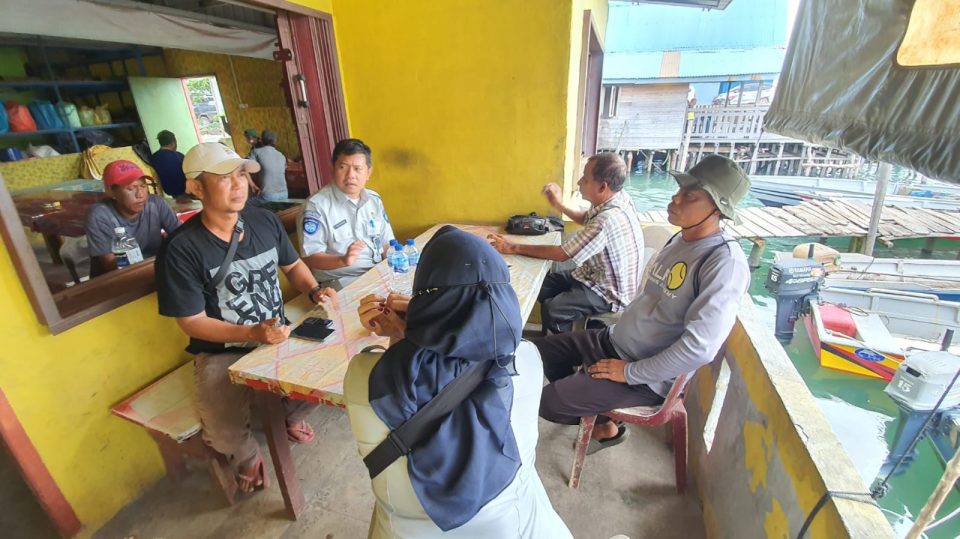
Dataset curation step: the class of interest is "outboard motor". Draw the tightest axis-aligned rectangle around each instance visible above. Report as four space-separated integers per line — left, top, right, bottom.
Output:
765 256 824 344
881 349 960 477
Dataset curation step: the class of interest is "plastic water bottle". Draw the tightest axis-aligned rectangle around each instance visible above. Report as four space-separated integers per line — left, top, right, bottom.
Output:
386 239 399 268
388 244 411 295
111 226 143 268
403 239 420 269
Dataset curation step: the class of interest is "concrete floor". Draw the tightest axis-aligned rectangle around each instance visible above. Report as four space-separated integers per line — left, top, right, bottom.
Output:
93 405 705 539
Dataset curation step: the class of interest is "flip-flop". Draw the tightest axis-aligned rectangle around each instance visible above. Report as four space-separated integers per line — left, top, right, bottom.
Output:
286 421 315 444
237 454 269 493
573 420 625 449
586 425 630 455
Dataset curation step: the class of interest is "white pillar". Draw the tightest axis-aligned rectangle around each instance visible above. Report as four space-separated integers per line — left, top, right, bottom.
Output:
863 162 891 256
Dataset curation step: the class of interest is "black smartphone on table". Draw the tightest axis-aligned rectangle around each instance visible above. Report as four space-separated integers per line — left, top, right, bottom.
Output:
291 317 335 342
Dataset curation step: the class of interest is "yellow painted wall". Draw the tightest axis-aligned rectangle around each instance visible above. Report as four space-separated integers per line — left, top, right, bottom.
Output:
326 0 587 240
287 0 332 12
0 241 189 538
563 0 609 197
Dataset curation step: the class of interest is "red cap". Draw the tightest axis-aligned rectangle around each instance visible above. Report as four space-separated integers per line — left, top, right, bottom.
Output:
103 160 152 189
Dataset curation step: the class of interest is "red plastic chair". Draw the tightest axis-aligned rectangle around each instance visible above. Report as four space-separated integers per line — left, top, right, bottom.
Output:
568 373 689 493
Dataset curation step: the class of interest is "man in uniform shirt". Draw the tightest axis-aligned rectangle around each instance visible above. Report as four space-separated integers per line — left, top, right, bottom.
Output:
300 138 395 289
535 155 752 454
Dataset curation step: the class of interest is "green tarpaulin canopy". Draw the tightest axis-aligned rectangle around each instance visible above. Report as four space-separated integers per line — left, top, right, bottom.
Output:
764 0 960 183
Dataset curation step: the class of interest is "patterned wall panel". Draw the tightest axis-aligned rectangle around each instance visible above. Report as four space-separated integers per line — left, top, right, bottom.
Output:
0 147 156 192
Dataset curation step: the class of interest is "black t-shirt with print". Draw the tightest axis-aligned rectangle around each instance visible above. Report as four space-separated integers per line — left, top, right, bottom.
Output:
156 207 298 354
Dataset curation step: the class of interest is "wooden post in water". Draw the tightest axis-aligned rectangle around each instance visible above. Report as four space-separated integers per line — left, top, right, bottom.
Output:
625 151 634 174
921 237 936 258
774 143 784 176
747 239 765 271
679 116 693 172
863 162 891 256
906 447 960 539
748 143 760 175
645 150 654 174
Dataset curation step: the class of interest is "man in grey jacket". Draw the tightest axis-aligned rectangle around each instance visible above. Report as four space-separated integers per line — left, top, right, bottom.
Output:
535 155 752 454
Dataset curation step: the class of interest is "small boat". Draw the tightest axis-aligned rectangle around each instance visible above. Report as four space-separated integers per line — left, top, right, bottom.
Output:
774 249 960 301
749 175 960 208
797 189 960 210
804 287 960 380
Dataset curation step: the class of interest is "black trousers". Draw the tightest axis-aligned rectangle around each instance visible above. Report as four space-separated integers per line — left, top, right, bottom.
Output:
534 328 664 425
537 270 612 334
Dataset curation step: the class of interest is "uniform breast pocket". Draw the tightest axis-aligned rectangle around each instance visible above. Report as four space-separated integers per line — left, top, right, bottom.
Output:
330 223 355 253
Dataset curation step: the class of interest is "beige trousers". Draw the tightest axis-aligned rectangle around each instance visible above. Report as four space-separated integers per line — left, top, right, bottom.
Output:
194 351 317 468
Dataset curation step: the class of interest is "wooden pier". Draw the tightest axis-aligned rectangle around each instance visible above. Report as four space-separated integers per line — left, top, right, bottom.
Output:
636 199 960 266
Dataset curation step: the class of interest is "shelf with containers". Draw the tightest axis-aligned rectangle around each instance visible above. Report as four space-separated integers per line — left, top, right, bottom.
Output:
0 40 160 155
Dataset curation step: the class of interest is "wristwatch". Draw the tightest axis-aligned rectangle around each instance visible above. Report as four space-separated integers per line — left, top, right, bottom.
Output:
308 285 324 304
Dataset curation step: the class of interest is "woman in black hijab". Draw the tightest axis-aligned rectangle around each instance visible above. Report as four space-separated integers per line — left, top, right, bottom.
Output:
345 225 571 538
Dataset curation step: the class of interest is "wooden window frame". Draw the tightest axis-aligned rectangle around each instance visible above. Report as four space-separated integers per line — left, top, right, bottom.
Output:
0 173 301 335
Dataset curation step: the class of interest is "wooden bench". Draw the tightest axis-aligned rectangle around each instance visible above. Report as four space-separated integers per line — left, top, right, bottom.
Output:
111 362 238 505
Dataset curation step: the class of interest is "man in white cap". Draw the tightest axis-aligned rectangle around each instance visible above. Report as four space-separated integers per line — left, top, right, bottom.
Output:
155 142 338 493
535 154 752 455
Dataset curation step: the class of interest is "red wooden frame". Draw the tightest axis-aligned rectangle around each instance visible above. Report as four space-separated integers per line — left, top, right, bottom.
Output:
275 11 349 193
581 10 604 157
0 388 81 537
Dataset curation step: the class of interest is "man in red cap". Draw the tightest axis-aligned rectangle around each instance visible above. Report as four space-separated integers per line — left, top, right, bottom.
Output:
84 159 180 276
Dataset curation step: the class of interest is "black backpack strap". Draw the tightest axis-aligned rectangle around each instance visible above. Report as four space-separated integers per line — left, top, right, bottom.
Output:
205 218 244 294
363 361 490 479
692 238 737 297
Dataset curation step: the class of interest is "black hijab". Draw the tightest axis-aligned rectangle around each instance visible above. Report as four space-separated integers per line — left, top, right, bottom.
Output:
368 225 523 531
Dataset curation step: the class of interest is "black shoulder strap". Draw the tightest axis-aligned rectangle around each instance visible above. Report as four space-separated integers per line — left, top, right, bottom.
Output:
363 361 489 479
692 238 737 297
205 218 244 294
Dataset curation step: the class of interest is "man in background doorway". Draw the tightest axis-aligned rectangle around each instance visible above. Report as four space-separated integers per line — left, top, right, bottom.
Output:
249 130 289 202
151 130 187 198
243 128 262 157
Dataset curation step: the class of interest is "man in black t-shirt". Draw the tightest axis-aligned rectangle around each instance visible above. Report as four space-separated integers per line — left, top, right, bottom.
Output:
156 142 337 494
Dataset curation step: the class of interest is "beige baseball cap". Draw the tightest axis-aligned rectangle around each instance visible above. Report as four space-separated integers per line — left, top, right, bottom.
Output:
182 142 261 180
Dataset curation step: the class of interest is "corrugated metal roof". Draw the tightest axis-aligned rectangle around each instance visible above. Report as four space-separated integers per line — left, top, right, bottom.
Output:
606 0 788 53
603 47 785 82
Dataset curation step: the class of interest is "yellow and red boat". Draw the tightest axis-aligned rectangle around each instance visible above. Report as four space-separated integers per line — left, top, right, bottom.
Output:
803 287 960 381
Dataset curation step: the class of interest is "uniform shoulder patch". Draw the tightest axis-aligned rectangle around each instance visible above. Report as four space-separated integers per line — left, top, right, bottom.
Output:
303 217 320 235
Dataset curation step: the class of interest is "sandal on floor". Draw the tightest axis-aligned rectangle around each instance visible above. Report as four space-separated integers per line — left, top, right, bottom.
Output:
286 420 315 443
586 425 630 455
237 454 269 493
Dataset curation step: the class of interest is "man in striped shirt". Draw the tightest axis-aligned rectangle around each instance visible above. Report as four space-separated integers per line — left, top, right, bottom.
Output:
489 153 644 333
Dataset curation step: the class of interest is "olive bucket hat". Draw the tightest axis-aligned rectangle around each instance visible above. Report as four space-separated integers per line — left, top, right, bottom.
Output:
669 154 751 225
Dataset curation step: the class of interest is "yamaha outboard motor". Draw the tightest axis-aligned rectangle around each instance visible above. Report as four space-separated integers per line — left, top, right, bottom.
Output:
765 256 824 344
881 348 960 478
